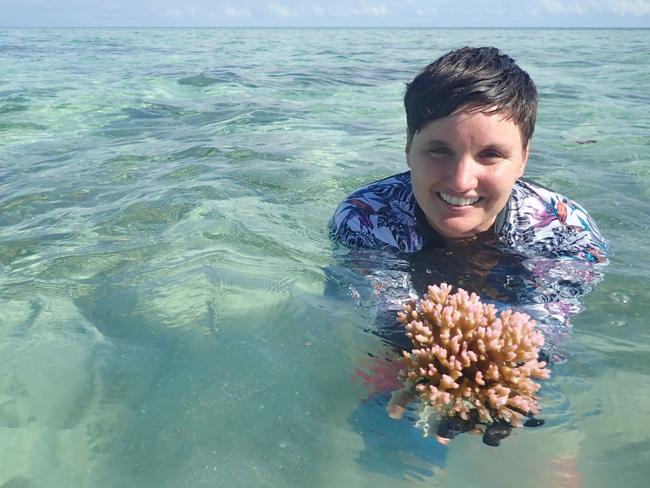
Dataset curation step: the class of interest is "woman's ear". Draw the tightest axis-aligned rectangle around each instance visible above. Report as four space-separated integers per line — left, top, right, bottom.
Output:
518 142 530 178
405 139 412 167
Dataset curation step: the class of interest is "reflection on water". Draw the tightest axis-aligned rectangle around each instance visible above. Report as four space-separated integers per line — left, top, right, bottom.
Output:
330 241 603 357
326 239 605 480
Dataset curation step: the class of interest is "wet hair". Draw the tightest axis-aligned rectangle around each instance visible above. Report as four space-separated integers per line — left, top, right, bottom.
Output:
404 46 538 148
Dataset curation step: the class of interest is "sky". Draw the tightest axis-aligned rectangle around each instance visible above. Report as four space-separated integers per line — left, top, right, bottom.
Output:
1 0 650 27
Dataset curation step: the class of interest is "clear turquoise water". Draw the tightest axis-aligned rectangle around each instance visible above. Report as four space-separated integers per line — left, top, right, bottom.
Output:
1 28 649 487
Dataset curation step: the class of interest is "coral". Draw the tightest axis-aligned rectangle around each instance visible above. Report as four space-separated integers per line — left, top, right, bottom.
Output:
397 283 550 429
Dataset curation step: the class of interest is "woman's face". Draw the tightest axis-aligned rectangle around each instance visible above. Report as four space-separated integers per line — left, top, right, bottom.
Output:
406 109 529 241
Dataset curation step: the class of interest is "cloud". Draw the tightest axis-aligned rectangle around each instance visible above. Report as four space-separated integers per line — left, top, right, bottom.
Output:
224 6 253 18
267 1 292 17
335 1 390 17
359 2 390 16
163 4 197 18
539 0 588 15
538 0 650 15
608 0 650 15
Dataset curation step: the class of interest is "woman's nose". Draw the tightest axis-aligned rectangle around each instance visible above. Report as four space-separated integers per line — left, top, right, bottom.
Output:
448 156 478 193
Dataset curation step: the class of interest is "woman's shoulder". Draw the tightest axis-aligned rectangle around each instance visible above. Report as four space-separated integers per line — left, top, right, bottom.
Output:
499 178 608 262
514 178 603 234
328 171 422 252
343 171 413 202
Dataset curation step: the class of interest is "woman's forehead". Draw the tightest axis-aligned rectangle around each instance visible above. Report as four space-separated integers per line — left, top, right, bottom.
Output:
414 108 526 148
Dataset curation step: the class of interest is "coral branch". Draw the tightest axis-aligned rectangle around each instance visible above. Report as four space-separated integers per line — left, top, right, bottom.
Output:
398 283 550 430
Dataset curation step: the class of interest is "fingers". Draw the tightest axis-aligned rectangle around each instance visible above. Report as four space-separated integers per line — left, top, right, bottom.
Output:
524 416 545 427
436 435 451 445
387 403 406 419
482 420 512 447
386 387 417 419
436 416 477 442
430 414 545 446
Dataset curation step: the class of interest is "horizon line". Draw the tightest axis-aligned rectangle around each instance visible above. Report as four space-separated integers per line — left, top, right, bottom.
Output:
2 25 649 29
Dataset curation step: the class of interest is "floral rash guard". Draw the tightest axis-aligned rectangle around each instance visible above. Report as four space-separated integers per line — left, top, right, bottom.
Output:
328 171 608 354
329 171 607 262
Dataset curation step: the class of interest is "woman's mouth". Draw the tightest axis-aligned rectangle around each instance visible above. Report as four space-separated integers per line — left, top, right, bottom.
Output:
438 192 481 207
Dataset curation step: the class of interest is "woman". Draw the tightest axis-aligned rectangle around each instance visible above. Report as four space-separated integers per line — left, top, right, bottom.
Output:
329 47 607 262
329 47 608 448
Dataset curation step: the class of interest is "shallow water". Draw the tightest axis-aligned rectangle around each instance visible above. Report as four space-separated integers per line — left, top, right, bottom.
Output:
1 27 649 487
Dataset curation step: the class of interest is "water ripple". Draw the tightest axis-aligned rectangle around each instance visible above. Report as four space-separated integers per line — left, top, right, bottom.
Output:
1 27 649 488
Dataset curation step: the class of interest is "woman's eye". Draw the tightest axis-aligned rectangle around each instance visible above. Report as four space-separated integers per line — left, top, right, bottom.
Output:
428 148 452 156
481 150 504 159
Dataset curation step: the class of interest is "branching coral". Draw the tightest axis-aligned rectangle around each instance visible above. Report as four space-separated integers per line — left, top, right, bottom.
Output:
397 283 550 429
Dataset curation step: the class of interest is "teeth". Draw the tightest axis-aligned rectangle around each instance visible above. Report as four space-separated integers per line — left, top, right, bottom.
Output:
439 193 480 206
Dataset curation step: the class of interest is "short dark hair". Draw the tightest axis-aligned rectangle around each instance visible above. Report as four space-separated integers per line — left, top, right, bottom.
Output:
404 46 538 147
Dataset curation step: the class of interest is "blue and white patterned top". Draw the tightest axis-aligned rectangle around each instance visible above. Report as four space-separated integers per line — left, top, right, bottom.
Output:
329 171 607 262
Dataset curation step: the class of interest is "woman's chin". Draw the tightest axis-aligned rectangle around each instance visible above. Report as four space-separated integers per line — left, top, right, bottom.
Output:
431 222 481 241
428 215 496 243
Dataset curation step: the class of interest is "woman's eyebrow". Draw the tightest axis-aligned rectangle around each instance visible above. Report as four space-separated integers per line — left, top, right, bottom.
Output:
423 139 450 147
481 143 511 153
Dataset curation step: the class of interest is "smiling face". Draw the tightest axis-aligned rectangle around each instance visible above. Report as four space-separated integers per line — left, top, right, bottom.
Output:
406 109 529 241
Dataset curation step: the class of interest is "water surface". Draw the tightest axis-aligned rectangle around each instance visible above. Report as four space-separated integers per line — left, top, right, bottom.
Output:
1 27 649 487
